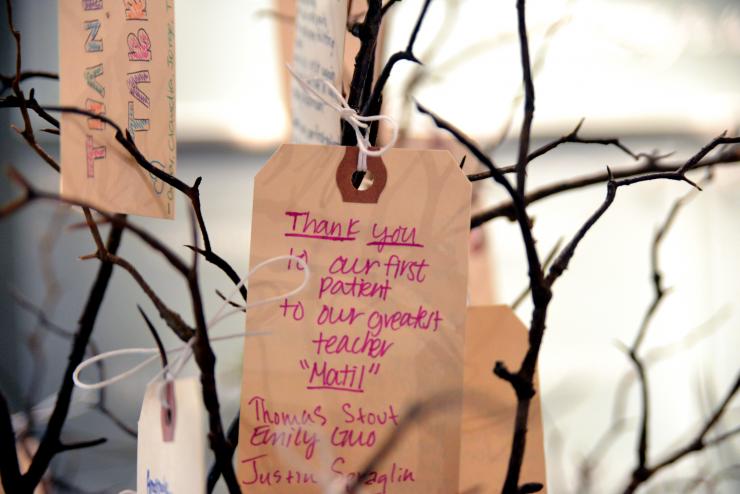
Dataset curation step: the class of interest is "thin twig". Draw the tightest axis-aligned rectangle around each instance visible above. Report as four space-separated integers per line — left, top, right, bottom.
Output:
19 223 124 491
138 306 169 369
469 118 649 181
0 97 246 299
343 0 383 144
362 0 433 116
511 238 562 310
472 142 740 227
622 373 740 494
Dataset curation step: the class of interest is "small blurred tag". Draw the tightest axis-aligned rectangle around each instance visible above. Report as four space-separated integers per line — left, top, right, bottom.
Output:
136 378 205 493
460 305 548 493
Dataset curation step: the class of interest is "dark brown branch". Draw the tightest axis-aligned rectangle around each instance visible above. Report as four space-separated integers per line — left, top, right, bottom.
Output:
580 311 727 492
629 349 649 470
206 411 240 493
100 252 195 341
381 0 401 17
2 171 199 339
544 171 617 286
622 372 740 494
215 289 245 311
186 246 246 300
472 143 740 227
138 306 168 369
468 118 647 181
514 0 535 196
19 222 124 490
343 0 383 145
0 70 57 94
1 171 239 492
529 121 641 162
511 238 562 310
1 97 246 298
11 290 137 439
616 176 723 491
0 392 22 490
416 102 546 303
415 101 549 494
56 437 107 452
185 216 240 493
545 148 715 288
1 92 59 128
362 0 433 116
2 0 58 173
623 182 704 475
418 96 739 494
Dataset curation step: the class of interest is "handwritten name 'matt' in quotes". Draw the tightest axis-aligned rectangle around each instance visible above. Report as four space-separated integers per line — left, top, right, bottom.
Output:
59 0 175 218
281 212 439 395
239 145 471 493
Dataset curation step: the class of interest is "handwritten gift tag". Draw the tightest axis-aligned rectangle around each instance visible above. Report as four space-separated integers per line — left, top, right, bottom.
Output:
290 0 349 144
59 0 176 218
238 145 471 492
136 378 206 493
460 306 548 493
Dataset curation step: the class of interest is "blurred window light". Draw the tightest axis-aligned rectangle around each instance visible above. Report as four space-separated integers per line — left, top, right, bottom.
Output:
173 0 740 145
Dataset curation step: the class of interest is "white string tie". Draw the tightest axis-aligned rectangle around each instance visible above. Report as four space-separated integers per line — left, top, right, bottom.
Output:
72 255 310 394
287 64 398 172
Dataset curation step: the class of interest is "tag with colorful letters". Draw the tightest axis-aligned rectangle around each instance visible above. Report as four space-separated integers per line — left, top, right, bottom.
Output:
59 0 176 218
238 144 471 492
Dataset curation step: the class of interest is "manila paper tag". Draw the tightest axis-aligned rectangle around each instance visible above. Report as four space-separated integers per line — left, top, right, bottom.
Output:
59 0 176 218
239 144 472 493
460 306 548 493
290 0 349 145
136 378 206 493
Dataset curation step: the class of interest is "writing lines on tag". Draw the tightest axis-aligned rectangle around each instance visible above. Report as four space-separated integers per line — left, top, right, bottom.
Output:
239 144 471 493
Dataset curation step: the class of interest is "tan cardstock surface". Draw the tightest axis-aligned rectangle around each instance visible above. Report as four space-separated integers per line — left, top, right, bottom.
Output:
59 0 176 218
136 378 206 493
460 306 548 493
238 144 471 492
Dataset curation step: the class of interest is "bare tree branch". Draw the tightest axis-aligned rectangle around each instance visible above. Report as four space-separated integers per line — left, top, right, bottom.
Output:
362 0 433 116
0 70 58 94
514 0 535 197
622 372 740 494
472 144 740 227
56 437 106 453
18 222 124 491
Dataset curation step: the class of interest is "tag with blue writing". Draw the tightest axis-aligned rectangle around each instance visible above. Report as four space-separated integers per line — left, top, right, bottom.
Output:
239 145 471 492
59 0 176 218
136 378 205 493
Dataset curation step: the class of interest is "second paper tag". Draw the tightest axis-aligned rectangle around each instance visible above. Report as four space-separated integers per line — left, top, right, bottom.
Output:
59 0 176 218
238 145 471 492
136 378 206 493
